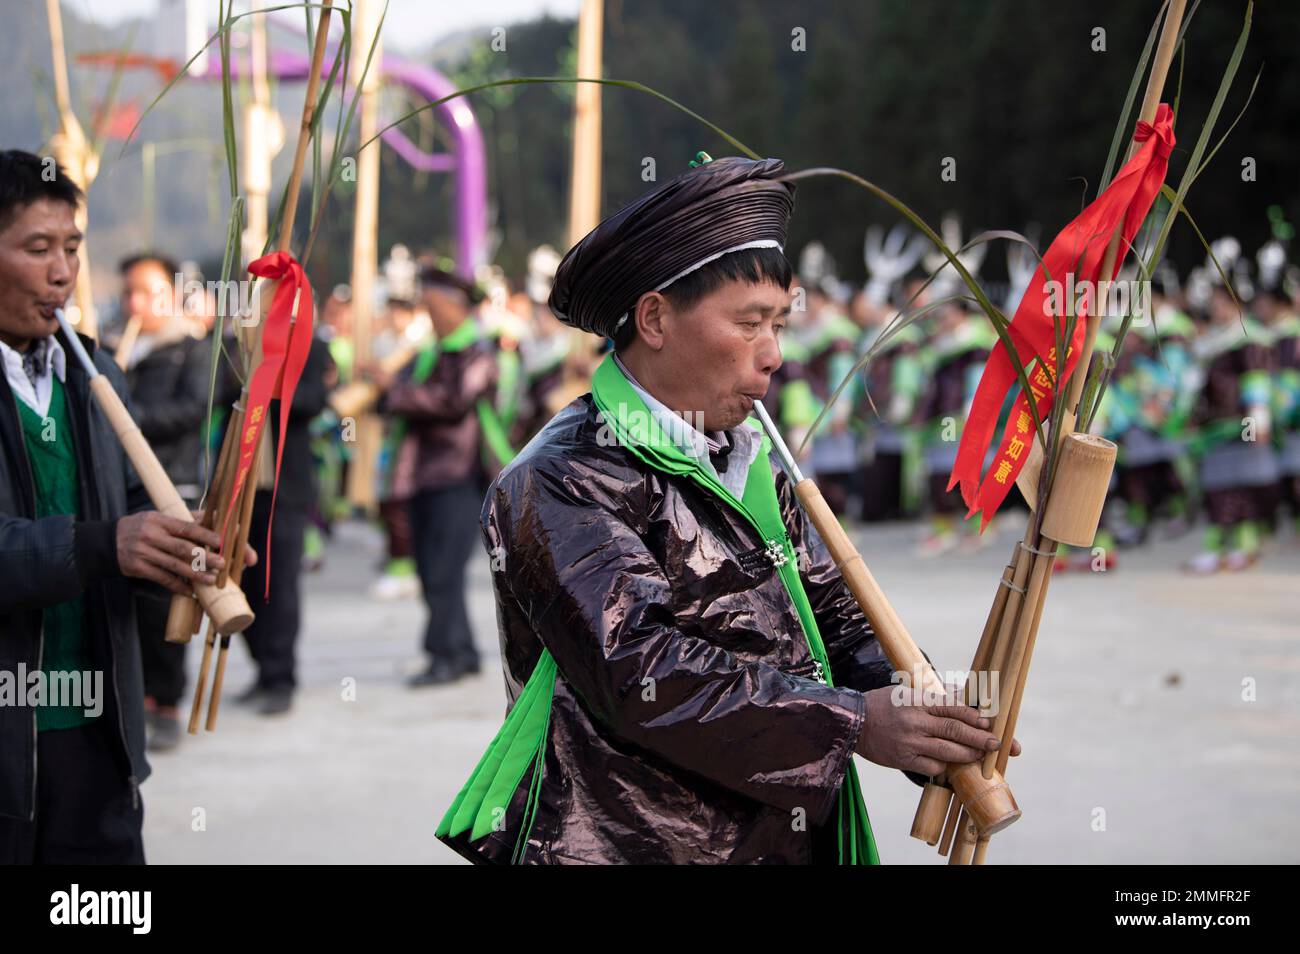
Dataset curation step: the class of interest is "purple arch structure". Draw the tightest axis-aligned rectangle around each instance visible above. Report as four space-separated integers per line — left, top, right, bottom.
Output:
198 48 488 278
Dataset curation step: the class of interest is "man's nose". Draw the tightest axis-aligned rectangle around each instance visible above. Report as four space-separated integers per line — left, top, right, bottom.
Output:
757 331 783 376
49 247 77 288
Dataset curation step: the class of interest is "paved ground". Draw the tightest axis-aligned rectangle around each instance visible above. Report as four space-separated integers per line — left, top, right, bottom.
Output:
142 515 1300 864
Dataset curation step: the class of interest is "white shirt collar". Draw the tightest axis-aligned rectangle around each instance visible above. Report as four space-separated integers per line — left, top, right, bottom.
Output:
0 335 67 418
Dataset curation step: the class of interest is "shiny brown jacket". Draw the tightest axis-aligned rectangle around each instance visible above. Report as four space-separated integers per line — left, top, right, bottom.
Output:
383 340 498 497
438 392 917 865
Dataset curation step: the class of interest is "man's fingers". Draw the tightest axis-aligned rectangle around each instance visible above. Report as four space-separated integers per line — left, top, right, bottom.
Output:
153 513 224 554
147 514 226 571
915 738 986 766
926 704 989 728
927 714 1002 753
1010 738 1022 757
142 543 217 587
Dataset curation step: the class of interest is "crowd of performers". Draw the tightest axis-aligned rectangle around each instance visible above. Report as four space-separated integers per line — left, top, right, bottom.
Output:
87 224 1300 746
2 144 1293 863
107 231 1300 721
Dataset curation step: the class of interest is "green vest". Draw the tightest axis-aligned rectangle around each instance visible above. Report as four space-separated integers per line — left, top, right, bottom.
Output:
438 353 878 864
16 376 95 731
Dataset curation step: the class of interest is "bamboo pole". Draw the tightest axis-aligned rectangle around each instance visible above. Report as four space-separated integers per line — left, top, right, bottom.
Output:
345 0 383 511
113 315 142 370
45 0 99 337
559 0 607 404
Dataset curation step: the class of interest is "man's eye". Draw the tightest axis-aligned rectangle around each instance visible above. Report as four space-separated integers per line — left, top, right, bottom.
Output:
742 320 761 329
29 246 48 254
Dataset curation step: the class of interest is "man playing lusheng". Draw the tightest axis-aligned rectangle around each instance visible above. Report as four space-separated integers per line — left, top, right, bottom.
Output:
437 156 1017 864
0 150 239 863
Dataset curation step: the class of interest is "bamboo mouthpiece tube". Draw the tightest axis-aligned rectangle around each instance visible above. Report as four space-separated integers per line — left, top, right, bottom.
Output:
1040 433 1118 547
911 782 954 845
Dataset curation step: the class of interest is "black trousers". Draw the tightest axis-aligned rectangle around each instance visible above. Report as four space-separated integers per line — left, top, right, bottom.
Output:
860 452 904 522
241 493 308 691
0 720 145 864
410 482 482 665
135 589 187 707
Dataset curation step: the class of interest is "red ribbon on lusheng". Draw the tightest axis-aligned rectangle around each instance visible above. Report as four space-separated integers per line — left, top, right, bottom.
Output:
222 250 315 596
947 104 1176 530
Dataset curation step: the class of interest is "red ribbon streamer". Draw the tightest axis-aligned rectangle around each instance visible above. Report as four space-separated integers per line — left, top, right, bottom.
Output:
947 104 1176 530
222 251 315 596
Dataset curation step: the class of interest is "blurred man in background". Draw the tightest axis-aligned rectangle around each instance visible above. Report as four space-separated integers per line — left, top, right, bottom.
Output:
377 266 496 687
116 251 211 751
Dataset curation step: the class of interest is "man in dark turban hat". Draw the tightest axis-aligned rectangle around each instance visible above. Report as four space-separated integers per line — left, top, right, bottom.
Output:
436 155 1010 864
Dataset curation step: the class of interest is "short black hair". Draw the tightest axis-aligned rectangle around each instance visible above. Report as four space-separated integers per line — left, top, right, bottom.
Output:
119 251 180 283
419 265 484 305
0 150 84 233
613 245 793 351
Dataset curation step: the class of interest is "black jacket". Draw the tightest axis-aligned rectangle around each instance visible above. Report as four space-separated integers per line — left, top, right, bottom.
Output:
0 331 151 821
125 333 211 501
440 393 908 864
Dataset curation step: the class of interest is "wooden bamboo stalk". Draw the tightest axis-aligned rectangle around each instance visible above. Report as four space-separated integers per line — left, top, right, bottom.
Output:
166 399 245 643
981 545 1055 778
937 794 962 857
188 622 215 734
45 0 99 337
275 1 333 256
344 0 383 512
948 810 978 864
997 564 1055 774
206 441 263 731
913 538 1021 838
114 315 142 370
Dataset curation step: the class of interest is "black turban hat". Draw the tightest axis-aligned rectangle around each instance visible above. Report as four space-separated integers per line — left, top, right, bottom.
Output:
549 156 796 337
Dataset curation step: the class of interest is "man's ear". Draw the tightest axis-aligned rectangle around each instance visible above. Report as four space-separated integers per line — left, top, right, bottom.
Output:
633 291 669 351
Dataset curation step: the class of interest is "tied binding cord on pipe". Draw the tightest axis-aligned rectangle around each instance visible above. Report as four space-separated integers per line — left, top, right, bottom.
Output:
947 104 1176 529
222 251 316 596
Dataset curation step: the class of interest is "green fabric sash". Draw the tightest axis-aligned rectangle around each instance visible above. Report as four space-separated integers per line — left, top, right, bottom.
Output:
436 353 877 863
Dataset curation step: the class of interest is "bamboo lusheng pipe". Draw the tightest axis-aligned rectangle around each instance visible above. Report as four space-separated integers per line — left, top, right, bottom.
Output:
941 0 1189 863
753 401 1021 835
166 397 246 644
113 315 142 371
188 620 215 734
44 0 99 337
54 309 254 635
329 342 421 418
206 437 263 732
186 0 336 731
910 552 1017 842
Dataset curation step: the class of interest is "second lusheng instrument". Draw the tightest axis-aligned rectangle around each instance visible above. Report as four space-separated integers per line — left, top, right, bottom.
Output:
53 308 254 635
752 399 1021 835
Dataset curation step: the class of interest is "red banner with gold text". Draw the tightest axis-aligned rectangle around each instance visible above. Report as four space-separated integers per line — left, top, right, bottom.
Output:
222 251 315 594
948 104 1176 530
